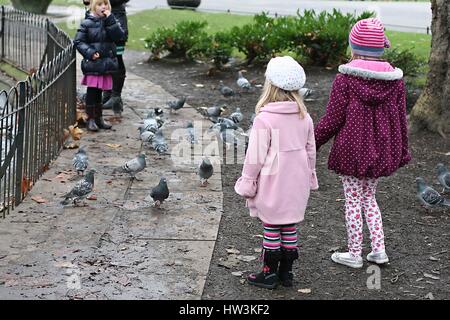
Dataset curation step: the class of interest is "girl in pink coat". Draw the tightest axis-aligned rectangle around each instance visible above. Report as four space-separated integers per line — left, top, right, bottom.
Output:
235 56 318 289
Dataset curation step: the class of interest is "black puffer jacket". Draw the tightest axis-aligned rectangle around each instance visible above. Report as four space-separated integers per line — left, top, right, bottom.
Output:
110 0 129 45
74 14 126 75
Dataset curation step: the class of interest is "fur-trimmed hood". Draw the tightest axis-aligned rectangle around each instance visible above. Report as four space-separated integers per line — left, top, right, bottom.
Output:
337 62 404 106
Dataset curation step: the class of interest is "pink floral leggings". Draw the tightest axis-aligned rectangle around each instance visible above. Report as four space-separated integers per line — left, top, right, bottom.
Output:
341 175 385 257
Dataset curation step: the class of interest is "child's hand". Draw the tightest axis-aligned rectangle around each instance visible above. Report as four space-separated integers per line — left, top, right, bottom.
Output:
92 52 100 60
102 9 111 17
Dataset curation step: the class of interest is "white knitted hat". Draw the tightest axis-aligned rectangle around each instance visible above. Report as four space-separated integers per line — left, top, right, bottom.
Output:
265 56 306 91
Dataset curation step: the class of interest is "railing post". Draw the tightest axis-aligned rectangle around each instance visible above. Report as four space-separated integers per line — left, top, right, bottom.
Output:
1 6 5 60
15 82 26 206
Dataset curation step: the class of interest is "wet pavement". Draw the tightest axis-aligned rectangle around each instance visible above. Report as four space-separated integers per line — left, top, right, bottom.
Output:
0 54 223 299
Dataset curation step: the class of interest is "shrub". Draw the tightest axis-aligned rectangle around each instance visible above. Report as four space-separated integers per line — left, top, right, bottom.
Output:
287 9 374 67
230 13 287 65
144 20 208 60
190 31 234 70
383 47 426 78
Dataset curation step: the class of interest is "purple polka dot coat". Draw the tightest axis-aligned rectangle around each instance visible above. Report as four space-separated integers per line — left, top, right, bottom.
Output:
314 60 411 179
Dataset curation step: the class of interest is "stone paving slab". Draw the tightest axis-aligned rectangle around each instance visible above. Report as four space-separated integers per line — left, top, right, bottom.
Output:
0 55 223 299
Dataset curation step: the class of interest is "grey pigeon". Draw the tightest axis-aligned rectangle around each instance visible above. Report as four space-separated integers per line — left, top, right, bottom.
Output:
200 105 227 122
186 121 197 144
61 169 95 206
229 107 244 124
415 177 450 209
198 157 214 187
139 128 155 145
219 123 240 148
113 154 146 179
237 71 251 90
73 146 89 176
151 129 169 155
168 97 186 113
218 83 235 97
154 107 164 117
299 87 313 98
436 163 450 193
217 117 238 130
141 115 159 133
150 177 170 207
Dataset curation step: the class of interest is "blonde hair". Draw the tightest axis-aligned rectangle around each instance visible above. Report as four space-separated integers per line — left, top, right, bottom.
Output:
255 79 307 118
89 0 111 13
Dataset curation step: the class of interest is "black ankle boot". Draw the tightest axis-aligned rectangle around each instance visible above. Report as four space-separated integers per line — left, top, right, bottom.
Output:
95 104 112 129
278 248 298 287
86 105 98 132
247 249 281 289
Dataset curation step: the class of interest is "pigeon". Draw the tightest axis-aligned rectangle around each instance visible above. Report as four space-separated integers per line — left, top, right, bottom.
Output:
139 128 155 144
112 154 146 179
186 121 197 144
198 157 214 187
217 117 238 130
151 129 169 155
436 163 450 193
150 177 170 208
200 105 228 122
61 169 95 206
299 87 313 98
415 177 450 209
219 123 239 148
141 115 159 134
154 107 164 117
218 83 235 97
237 71 251 90
229 107 244 124
168 97 186 113
72 146 89 175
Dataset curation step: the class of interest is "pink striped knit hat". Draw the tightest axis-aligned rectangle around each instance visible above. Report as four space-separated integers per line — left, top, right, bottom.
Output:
349 18 390 57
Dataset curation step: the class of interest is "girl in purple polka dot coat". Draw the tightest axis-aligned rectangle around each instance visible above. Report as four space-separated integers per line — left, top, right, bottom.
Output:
314 18 411 268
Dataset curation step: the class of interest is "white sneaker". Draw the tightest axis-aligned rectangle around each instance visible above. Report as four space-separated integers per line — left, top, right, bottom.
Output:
367 251 389 264
331 252 363 268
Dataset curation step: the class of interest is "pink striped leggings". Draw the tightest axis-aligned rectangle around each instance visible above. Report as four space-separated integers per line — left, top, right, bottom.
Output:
341 175 385 257
262 223 297 250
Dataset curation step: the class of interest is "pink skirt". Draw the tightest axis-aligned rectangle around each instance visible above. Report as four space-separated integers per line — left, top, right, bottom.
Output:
81 75 113 90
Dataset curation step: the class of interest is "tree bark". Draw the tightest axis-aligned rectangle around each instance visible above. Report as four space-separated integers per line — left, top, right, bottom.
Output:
410 0 450 137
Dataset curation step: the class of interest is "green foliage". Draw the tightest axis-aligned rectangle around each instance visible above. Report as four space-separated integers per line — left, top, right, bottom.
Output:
383 47 426 78
190 31 234 70
144 20 208 59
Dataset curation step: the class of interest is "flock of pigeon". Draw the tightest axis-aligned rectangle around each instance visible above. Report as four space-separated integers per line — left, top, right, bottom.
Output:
416 163 450 209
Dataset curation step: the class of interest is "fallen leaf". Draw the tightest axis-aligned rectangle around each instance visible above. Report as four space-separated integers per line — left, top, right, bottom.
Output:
231 271 243 277
117 276 130 286
335 198 345 202
328 246 341 253
54 261 75 268
106 180 113 184
425 292 434 300
31 196 47 204
423 273 440 280
429 256 439 261
68 125 83 140
298 288 312 294
236 255 257 262
218 256 240 269
21 177 33 193
226 248 240 255
86 194 97 200
195 84 204 88
106 143 121 149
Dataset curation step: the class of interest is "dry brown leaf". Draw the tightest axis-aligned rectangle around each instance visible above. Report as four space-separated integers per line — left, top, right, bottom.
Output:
31 196 47 204
68 125 83 140
87 194 97 200
21 177 33 193
106 143 121 149
298 288 312 294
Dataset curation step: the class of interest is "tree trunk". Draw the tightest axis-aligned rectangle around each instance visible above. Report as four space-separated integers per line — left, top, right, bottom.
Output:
410 0 450 138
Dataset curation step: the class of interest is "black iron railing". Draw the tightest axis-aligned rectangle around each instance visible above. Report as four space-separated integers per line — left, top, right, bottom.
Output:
0 6 76 217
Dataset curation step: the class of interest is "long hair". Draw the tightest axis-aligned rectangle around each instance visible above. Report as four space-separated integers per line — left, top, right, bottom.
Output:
89 0 111 13
255 80 307 118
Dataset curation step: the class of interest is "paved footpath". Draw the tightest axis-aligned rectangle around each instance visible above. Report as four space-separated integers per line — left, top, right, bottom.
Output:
0 55 223 299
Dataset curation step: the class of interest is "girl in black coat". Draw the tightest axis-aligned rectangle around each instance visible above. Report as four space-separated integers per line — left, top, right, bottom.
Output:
74 0 125 131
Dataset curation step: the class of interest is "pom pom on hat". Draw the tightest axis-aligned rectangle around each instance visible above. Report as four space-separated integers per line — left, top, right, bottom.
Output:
265 56 306 91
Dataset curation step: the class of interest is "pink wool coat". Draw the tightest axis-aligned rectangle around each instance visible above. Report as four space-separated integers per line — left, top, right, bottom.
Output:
234 101 318 225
